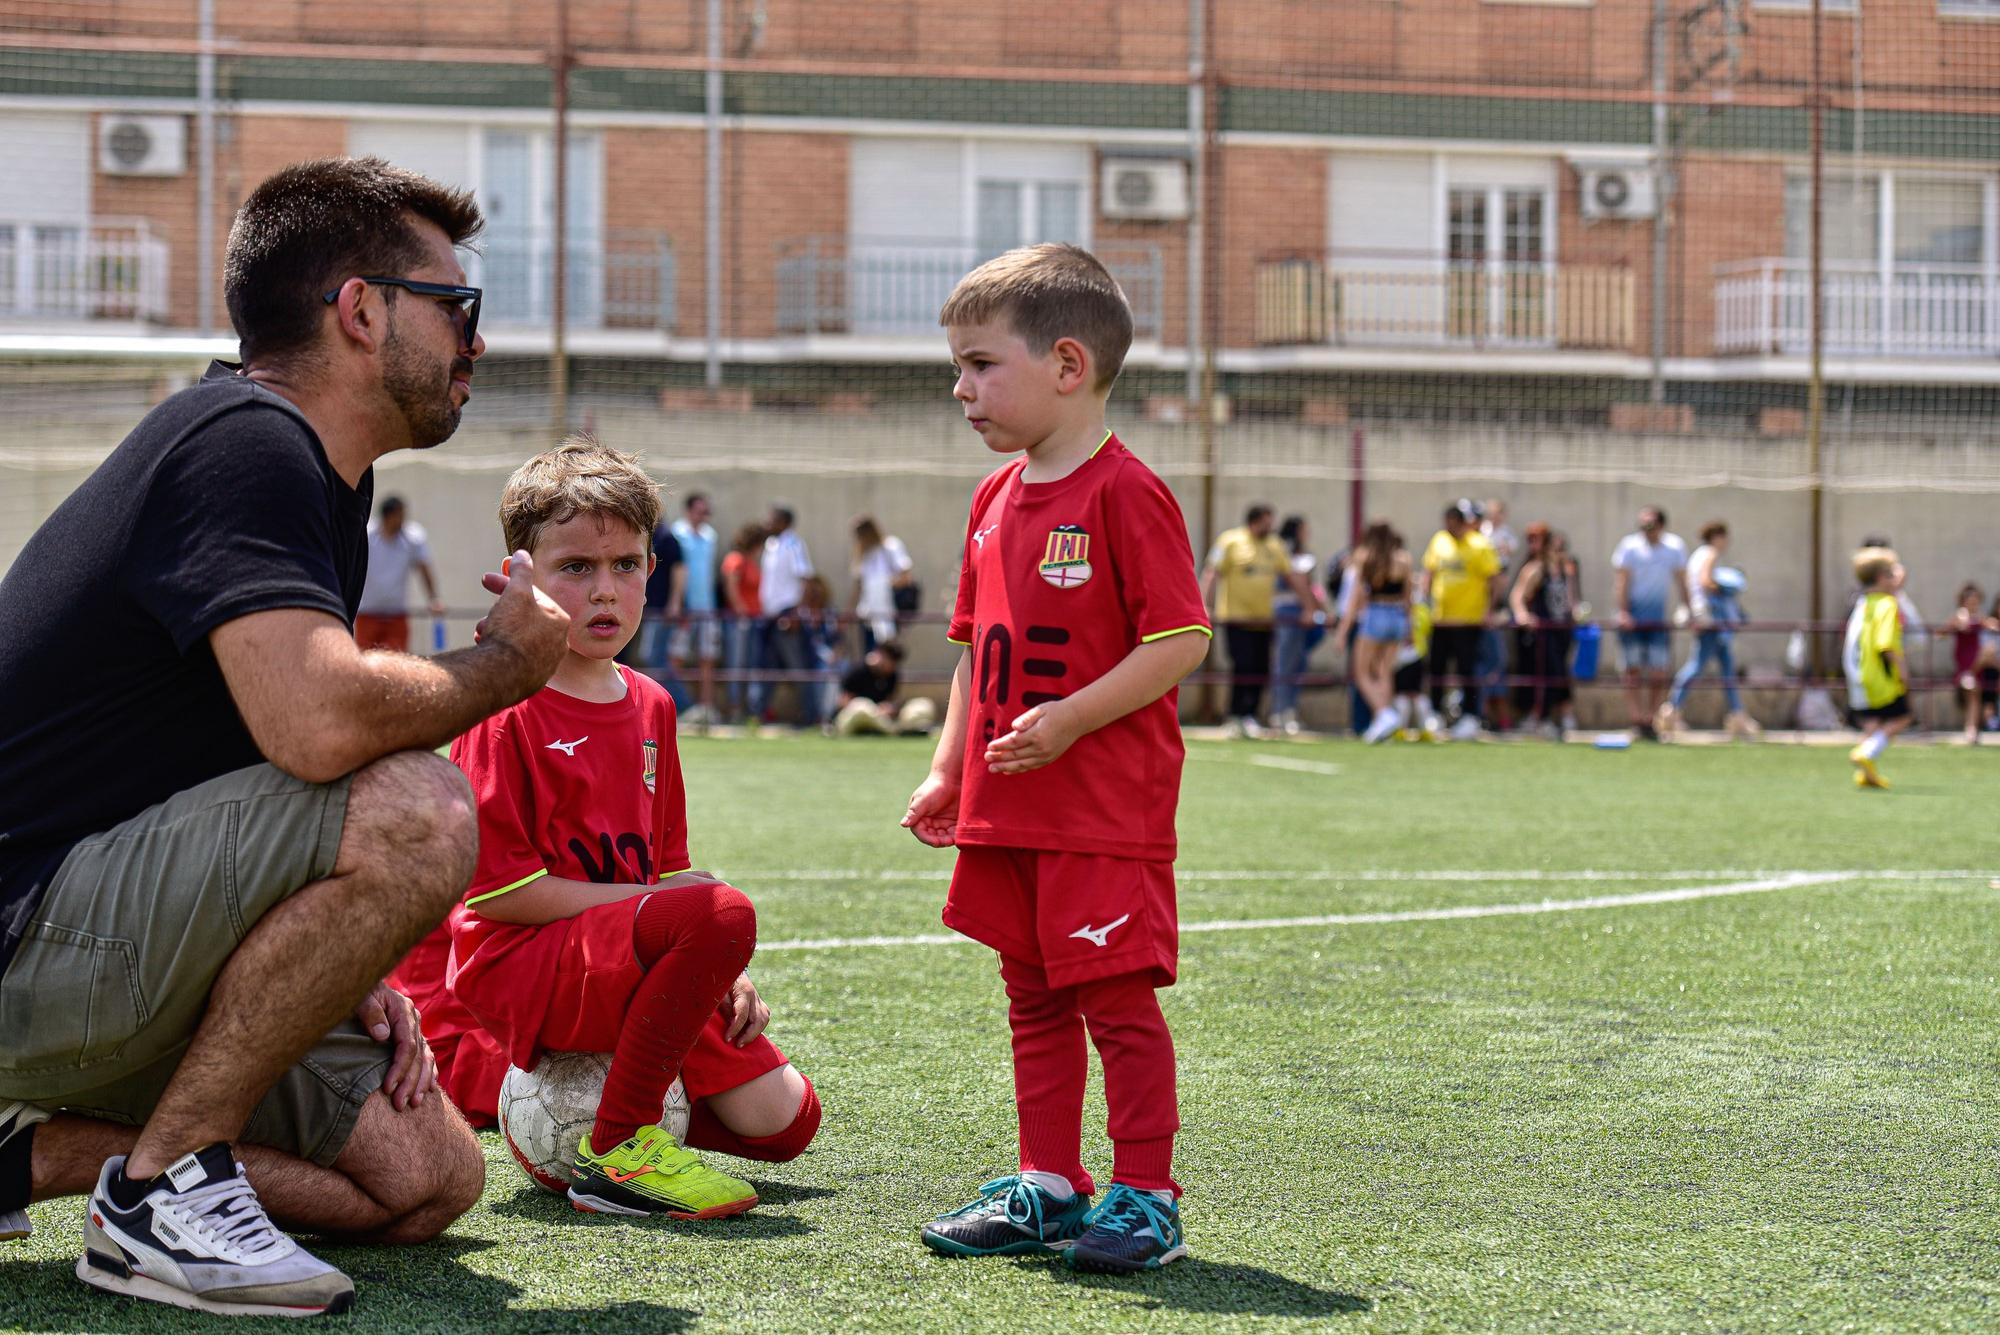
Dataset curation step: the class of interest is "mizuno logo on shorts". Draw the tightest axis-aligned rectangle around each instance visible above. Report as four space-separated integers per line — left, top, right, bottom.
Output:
1069 914 1131 948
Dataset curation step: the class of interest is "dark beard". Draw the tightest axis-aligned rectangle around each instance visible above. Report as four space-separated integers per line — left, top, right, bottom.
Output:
382 324 462 450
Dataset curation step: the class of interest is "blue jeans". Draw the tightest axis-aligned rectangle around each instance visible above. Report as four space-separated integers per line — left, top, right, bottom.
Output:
1670 629 1742 712
1271 602 1316 716
723 615 760 716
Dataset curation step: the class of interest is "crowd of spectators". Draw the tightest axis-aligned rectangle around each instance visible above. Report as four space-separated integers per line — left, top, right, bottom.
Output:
621 498 927 732
426 488 1991 743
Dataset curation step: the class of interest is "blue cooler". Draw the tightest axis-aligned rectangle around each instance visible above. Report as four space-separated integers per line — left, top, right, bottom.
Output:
1571 622 1602 682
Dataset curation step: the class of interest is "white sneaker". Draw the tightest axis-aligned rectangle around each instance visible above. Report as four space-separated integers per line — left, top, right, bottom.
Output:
78 1147 354 1317
1362 706 1404 745
0 1101 49 1242
1236 716 1267 739
1448 716 1483 741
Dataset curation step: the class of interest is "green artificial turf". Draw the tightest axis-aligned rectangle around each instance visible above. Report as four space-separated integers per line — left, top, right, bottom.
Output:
6 736 1998 1333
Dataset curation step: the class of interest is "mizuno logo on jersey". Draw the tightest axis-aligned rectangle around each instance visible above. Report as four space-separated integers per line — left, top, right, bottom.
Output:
973 524 999 549
1069 913 1130 948
546 736 588 756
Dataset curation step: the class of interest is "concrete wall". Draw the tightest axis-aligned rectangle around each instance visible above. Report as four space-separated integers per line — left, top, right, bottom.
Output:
9 400 1994 731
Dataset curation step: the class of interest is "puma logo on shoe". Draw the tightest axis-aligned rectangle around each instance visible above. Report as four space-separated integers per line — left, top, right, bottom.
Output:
546 737 588 756
1069 914 1131 948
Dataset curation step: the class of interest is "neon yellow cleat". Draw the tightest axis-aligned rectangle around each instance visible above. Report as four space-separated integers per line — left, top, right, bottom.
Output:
1849 747 1889 789
567 1126 758 1219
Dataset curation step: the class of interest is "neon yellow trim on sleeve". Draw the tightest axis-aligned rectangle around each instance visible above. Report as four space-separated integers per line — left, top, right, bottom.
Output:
657 867 692 881
1141 624 1213 643
465 867 549 907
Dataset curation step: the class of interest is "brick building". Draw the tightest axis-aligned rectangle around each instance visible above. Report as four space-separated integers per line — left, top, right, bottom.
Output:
3 0 1998 422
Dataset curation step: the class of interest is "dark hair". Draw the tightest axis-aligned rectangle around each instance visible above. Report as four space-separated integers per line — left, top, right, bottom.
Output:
225 156 483 369
875 640 907 664
769 505 796 530
1958 582 1984 604
731 522 766 553
1861 534 1893 549
1641 506 1667 528
1278 514 1309 554
1700 521 1728 544
684 491 709 512
1245 504 1274 526
378 495 406 519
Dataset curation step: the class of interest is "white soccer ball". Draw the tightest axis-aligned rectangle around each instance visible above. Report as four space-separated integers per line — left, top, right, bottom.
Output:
496 1051 691 1194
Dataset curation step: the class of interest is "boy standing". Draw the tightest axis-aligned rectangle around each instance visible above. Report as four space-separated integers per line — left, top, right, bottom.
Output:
902 244 1211 1272
420 437 819 1217
1844 546 1910 790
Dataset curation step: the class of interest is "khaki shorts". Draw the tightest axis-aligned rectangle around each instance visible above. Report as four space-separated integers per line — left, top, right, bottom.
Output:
0 763 384 1167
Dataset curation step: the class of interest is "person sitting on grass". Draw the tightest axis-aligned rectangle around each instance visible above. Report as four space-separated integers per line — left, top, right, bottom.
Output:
1843 546 1910 791
833 641 940 736
904 243 1211 1273
402 436 820 1219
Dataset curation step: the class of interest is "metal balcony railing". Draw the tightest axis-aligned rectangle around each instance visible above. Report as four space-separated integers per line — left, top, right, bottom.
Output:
0 218 169 323
475 229 677 331
1714 259 2000 356
776 237 1163 339
1256 255 1636 352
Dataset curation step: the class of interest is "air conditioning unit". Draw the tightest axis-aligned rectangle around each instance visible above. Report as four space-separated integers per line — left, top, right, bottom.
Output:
1100 158 1190 221
1579 165 1657 221
99 116 187 177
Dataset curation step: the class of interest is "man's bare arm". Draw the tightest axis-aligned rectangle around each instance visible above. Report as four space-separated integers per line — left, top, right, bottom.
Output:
212 551 569 783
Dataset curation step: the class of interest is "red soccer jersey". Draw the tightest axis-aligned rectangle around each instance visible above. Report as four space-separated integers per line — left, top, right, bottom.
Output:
946 434 1209 860
445 665 689 1067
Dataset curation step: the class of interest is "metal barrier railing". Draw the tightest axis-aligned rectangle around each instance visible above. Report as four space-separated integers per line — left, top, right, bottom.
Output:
414 607 1992 730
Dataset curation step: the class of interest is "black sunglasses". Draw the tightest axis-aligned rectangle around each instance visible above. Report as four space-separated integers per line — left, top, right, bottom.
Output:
322 276 482 352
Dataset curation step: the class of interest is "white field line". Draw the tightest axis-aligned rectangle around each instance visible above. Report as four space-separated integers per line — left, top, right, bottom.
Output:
755 869 1987 953
1187 751 1343 776
737 867 1994 885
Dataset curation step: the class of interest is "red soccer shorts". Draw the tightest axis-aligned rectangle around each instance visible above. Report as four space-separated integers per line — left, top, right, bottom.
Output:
944 847 1178 990
534 896 789 1099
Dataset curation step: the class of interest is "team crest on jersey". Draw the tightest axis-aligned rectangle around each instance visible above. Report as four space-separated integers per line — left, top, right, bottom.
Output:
642 739 658 794
1038 525 1093 589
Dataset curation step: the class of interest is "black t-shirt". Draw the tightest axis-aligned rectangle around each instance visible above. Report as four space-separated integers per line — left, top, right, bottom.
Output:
840 662 899 704
0 363 370 971
644 522 684 612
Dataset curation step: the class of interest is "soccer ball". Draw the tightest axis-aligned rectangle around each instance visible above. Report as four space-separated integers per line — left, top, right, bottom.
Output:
496 1051 691 1193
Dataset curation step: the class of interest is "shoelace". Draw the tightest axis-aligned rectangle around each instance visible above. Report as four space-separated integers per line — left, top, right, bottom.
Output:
167 1171 292 1261
1087 1185 1174 1241
945 1176 1051 1232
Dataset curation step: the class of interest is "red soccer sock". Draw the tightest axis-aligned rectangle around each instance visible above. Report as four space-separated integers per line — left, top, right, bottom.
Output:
1077 970 1180 1197
590 883 756 1153
683 1077 821 1162
999 955 1094 1197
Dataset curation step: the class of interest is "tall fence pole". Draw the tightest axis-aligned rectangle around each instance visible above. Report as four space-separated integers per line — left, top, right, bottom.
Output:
1185 0 1203 407
550 0 570 433
196 0 216 335
704 0 724 390
1807 0 1827 674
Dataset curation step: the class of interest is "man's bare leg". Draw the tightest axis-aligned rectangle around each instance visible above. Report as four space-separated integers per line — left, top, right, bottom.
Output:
124 751 475 1178
33 1092 483 1244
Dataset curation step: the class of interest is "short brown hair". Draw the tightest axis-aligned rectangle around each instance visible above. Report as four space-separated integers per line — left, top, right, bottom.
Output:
938 243 1133 390
225 156 484 368
1700 521 1729 544
499 434 661 557
1852 545 1898 588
